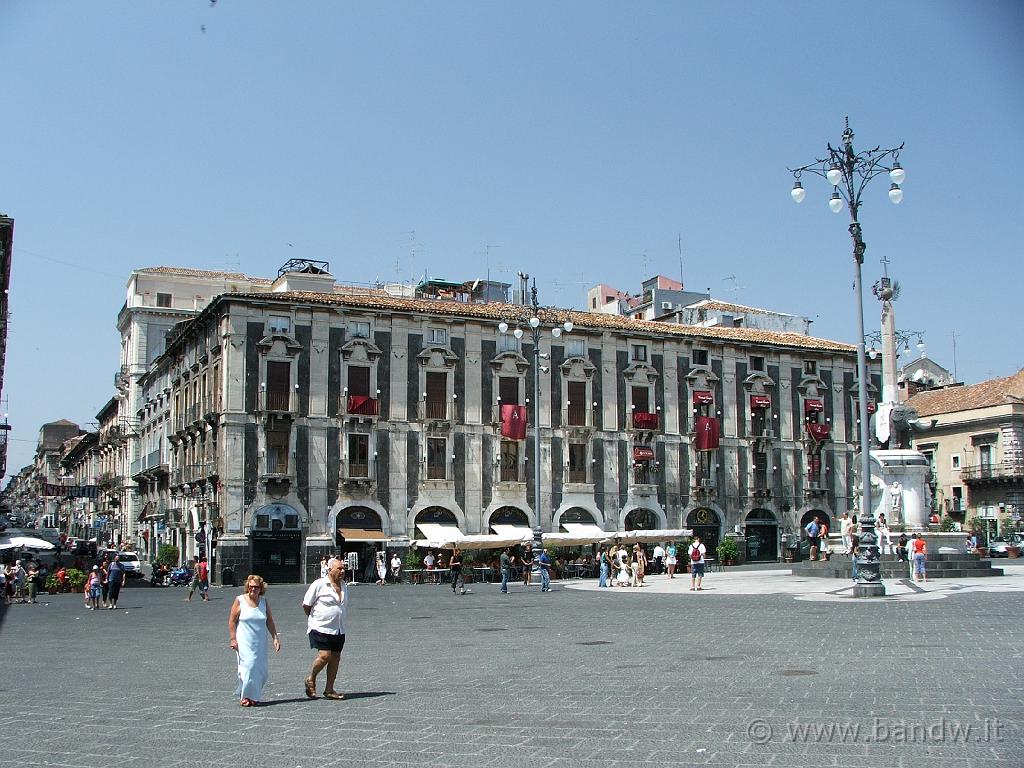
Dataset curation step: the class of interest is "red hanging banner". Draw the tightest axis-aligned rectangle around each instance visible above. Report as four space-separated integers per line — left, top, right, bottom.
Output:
749 395 771 409
693 390 714 405
632 445 655 461
807 423 831 442
694 416 720 450
500 404 528 440
803 399 824 413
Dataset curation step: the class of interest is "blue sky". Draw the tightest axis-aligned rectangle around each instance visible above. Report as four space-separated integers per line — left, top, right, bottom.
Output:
1 1 1021 478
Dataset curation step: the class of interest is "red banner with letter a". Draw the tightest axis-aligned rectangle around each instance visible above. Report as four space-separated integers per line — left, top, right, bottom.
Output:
694 416 720 451
500 404 528 440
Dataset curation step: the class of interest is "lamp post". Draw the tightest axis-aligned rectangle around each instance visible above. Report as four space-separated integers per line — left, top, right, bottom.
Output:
498 274 574 562
790 117 905 598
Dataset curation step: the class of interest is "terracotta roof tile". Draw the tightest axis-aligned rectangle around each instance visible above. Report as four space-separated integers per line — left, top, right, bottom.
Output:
906 369 1024 416
138 266 272 284
224 290 856 353
692 299 800 317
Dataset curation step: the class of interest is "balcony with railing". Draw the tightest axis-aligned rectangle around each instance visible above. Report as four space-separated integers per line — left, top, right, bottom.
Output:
960 461 1024 485
567 468 588 484
418 400 452 422
344 395 380 417
259 389 293 413
499 459 525 483
631 411 659 431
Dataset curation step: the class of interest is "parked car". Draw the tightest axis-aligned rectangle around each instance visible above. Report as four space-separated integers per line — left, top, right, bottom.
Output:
987 536 1022 558
117 552 144 578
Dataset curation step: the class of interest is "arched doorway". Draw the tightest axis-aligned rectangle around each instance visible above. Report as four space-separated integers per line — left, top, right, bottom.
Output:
559 507 596 531
745 508 779 562
415 506 459 526
687 507 721 554
489 506 530 529
625 508 659 531
335 506 388 583
800 510 831 536
250 503 302 583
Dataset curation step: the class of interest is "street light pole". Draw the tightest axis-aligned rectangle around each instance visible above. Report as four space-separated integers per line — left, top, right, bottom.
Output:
790 117 905 598
499 276 574 562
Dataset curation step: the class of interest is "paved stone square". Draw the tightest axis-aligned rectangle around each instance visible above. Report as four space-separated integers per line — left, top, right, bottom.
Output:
1 572 1021 767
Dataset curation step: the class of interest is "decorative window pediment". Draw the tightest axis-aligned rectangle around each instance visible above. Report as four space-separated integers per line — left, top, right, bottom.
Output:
490 350 530 375
743 370 776 391
256 334 303 356
623 360 659 384
341 337 382 363
560 356 596 380
797 374 825 397
417 345 459 368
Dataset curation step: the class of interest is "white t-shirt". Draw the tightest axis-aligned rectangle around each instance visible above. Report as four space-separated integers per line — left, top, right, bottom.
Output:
424 554 435 569
302 577 348 636
653 545 665 559
689 543 706 565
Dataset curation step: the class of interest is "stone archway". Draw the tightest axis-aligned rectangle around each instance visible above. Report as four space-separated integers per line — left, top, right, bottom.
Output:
687 507 722 554
799 509 832 536
624 508 660 531
744 508 779 562
558 507 597 531
415 506 459 526
488 506 530 530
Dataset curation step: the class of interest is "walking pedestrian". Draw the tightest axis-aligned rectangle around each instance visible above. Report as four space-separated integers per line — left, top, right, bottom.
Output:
196 556 210 601
521 545 534 586
185 556 201 602
499 547 513 594
804 517 821 561
665 542 678 579
389 553 402 583
25 562 39 604
911 533 927 582
652 543 665 575
86 565 103 610
450 547 466 595
228 574 281 707
375 552 387 586
840 512 854 555
302 557 348 700
99 556 110 608
320 557 329 578
106 554 126 609
688 536 707 591
597 546 609 587
537 548 551 592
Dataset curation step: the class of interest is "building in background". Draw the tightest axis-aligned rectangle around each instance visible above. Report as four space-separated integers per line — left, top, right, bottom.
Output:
0 214 13 481
907 369 1024 539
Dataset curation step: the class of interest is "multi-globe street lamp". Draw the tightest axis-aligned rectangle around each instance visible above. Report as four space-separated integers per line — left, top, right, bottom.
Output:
498 274 573 560
789 117 906 597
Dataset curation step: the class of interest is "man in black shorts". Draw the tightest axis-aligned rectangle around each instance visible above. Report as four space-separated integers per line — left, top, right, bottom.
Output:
301 557 348 700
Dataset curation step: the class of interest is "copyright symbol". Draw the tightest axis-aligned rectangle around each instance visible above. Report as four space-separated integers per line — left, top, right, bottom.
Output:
747 719 773 744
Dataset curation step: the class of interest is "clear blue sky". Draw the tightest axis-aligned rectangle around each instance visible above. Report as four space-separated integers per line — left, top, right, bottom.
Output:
1 1 1021 478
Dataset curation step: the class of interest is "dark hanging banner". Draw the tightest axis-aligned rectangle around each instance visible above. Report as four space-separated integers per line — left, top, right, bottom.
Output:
43 484 101 499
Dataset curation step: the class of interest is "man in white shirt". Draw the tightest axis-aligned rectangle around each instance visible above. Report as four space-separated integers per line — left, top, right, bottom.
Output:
652 544 666 574
688 536 707 591
390 553 402 583
423 552 436 570
840 513 854 555
301 557 348 700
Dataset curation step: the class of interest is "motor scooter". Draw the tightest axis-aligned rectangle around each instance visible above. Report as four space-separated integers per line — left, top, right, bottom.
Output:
167 566 193 587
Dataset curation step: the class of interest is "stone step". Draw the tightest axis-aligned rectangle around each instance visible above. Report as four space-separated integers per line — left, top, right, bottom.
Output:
792 560 1004 579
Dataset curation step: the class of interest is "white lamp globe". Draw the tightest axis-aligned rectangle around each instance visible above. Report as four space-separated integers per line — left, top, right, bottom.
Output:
513 328 524 340
563 320 573 333
529 316 540 328
888 183 903 204
890 163 906 185
829 191 844 213
551 327 562 338
498 321 509 334
826 166 843 186
791 181 805 203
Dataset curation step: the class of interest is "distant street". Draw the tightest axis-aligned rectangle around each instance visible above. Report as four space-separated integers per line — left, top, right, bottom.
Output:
1 570 1022 767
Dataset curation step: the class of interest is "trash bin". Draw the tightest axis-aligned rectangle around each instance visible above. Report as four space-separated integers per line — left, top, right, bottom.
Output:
222 566 235 587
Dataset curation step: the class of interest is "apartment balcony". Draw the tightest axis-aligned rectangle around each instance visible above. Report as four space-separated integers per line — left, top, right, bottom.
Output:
114 365 130 391
564 403 594 429
343 395 380 418
960 462 1024 486
631 412 660 431
259 390 294 414
418 401 453 423
203 396 222 422
498 462 525 483
752 428 775 447
341 462 375 491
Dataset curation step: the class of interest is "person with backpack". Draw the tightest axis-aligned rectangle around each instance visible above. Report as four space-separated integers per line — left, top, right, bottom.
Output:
688 535 707 591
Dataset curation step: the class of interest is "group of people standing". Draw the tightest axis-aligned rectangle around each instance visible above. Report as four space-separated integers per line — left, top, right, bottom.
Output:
1 559 42 604
228 556 349 707
83 553 128 610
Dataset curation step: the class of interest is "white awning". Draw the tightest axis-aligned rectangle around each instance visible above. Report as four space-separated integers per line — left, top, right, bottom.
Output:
543 523 612 546
490 524 534 541
611 528 691 544
0 535 56 551
415 523 464 547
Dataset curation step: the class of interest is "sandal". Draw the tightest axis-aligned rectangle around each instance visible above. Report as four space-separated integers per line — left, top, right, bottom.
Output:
304 678 318 699
240 699 253 707
322 691 344 700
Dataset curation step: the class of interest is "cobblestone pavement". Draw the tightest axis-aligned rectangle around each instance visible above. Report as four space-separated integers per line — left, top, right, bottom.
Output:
1 574 1021 768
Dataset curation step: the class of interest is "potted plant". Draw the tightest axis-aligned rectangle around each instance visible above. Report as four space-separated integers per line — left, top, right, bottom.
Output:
45 575 60 595
65 568 87 593
716 538 738 566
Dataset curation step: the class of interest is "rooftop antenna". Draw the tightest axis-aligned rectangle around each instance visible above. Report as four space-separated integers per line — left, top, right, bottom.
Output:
484 244 500 287
677 232 684 288
723 274 745 299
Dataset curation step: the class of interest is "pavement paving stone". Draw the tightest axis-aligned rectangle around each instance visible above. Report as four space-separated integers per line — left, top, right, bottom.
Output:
1 575 1022 767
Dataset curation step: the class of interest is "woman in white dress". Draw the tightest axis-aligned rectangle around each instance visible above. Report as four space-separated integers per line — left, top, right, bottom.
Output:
375 552 387 586
228 574 281 707
876 513 892 555
615 546 631 586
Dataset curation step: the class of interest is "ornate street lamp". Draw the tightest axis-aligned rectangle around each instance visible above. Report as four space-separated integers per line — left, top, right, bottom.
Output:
789 117 906 597
498 274 573 562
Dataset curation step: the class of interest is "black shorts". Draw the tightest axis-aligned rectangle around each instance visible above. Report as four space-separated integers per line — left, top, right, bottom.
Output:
308 630 346 652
